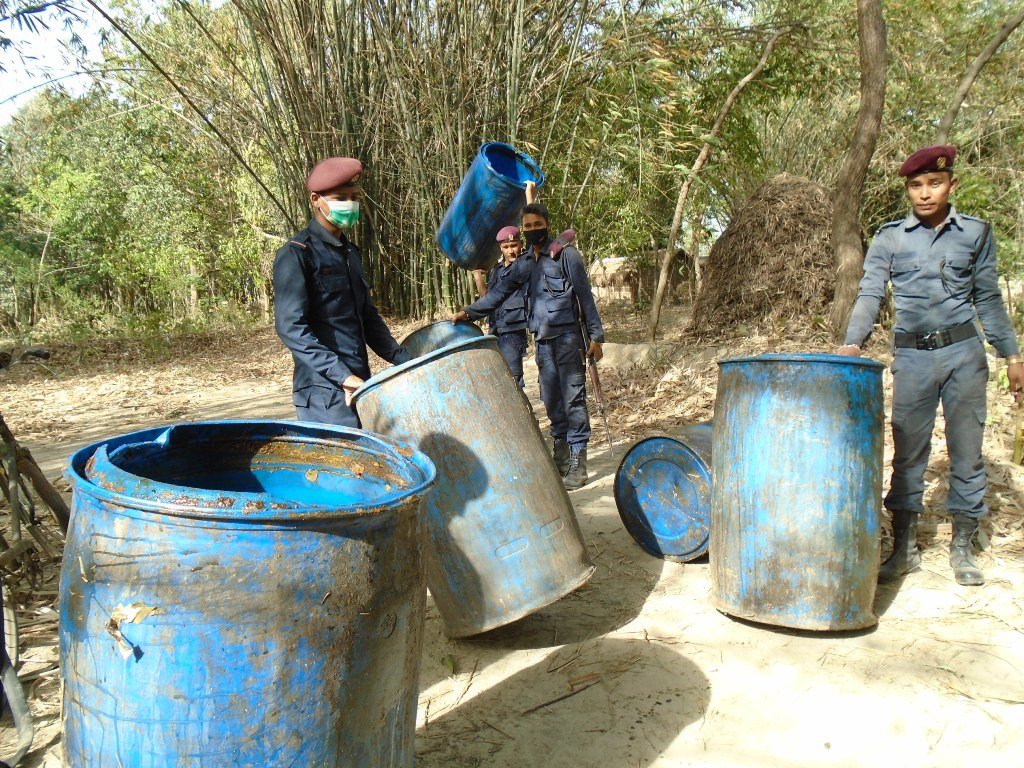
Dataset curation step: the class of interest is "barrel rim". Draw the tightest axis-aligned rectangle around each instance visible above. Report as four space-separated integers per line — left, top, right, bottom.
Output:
351 335 500 407
718 352 885 369
398 319 483 349
66 419 436 522
614 434 711 562
479 141 546 189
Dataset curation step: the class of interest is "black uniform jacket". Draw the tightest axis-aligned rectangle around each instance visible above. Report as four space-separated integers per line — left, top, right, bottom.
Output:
273 219 407 402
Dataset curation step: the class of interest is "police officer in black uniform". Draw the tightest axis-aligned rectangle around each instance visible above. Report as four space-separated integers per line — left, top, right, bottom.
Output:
839 144 1024 586
273 157 410 427
472 225 530 389
454 202 605 490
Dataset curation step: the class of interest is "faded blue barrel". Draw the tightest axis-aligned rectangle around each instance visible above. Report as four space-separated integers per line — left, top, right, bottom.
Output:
401 319 483 358
436 142 545 271
711 354 884 631
60 420 435 767
615 423 712 563
353 336 594 637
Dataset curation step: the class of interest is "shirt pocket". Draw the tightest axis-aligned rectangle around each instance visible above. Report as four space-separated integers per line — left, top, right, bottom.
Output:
316 266 349 293
546 292 576 325
889 251 920 292
941 254 974 295
500 294 527 325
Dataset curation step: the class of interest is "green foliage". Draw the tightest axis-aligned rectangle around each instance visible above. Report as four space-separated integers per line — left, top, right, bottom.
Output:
2 0 1024 337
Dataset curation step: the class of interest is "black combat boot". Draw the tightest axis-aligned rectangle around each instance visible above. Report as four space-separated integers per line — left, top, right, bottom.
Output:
553 439 570 476
563 446 588 490
950 515 984 586
878 509 922 583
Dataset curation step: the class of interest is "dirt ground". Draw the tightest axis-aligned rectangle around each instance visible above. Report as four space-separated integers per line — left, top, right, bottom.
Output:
2 311 1023 767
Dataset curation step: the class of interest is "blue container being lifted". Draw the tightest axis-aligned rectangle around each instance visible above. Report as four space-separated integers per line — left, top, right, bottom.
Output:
436 142 545 271
353 335 594 637
615 423 712 563
60 420 436 768
401 319 484 358
710 354 884 631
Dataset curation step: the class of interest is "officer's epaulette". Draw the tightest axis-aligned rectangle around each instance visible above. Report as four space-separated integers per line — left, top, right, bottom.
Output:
876 219 902 235
957 212 988 227
288 240 307 249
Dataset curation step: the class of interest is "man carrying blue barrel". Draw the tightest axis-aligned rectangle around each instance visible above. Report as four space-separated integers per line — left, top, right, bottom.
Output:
838 144 1024 586
273 157 410 427
469 226 530 389
453 190 605 490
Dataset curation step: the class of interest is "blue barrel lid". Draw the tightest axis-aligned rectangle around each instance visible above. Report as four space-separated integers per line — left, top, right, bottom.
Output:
69 420 435 521
614 435 711 563
719 352 885 369
352 335 500 407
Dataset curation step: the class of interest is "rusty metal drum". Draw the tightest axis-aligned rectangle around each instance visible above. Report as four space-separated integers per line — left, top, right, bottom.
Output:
60 421 435 767
353 335 594 637
401 319 483 358
710 354 884 631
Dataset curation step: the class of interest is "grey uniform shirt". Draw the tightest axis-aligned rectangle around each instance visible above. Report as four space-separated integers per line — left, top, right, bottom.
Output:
844 206 1019 357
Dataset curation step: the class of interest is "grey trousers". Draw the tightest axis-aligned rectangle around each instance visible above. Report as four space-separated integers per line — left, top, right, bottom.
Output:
885 338 989 520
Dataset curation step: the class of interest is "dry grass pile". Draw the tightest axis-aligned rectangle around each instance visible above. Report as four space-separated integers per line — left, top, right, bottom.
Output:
691 173 834 337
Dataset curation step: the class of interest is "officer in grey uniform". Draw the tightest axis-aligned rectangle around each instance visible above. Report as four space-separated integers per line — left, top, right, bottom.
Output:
839 144 1024 586
273 157 410 427
453 203 605 490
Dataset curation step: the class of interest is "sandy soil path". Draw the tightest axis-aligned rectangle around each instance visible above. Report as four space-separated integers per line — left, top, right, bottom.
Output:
2 324 1022 767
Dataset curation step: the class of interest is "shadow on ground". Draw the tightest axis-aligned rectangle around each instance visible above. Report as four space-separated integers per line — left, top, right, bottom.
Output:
416 637 710 768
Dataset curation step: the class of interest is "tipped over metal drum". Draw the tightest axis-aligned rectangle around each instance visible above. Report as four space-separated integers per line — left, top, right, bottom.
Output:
400 320 483 358
353 336 594 637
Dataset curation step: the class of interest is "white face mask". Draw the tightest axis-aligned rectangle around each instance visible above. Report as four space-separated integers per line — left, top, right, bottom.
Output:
321 199 360 227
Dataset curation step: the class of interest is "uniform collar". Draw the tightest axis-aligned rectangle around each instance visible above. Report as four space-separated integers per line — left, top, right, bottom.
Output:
530 238 553 259
309 218 349 248
902 205 962 232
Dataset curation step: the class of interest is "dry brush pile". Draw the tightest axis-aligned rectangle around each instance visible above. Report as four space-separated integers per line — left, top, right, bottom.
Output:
689 173 836 337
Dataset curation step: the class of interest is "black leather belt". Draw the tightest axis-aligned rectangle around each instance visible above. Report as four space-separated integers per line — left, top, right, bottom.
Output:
894 322 978 351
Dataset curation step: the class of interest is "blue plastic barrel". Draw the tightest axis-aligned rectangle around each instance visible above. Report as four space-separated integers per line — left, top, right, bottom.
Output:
353 336 594 637
60 420 435 767
615 423 712 562
710 354 884 631
436 142 545 271
401 320 483 358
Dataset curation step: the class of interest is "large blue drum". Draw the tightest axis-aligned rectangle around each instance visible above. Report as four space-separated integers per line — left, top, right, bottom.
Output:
401 319 483 358
60 421 435 767
353 336 594 637
436 142 545 271
710 354 884 631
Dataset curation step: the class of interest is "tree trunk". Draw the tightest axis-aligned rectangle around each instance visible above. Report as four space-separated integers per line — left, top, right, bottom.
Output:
828 0 887 339
935 7 1024 144
647 29 786 341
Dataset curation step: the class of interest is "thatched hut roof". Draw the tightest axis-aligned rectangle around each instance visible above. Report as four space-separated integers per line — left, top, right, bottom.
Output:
690 173 835 336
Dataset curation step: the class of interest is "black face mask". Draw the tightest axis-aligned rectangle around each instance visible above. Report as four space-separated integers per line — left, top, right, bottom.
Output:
523 228 549 248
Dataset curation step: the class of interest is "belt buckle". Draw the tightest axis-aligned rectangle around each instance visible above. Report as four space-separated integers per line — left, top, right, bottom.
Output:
917 329 950 350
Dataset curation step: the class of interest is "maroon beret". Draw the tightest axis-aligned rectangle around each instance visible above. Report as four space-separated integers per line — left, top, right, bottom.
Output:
898 145 956 177
496 225 520 243
306 157 363 193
